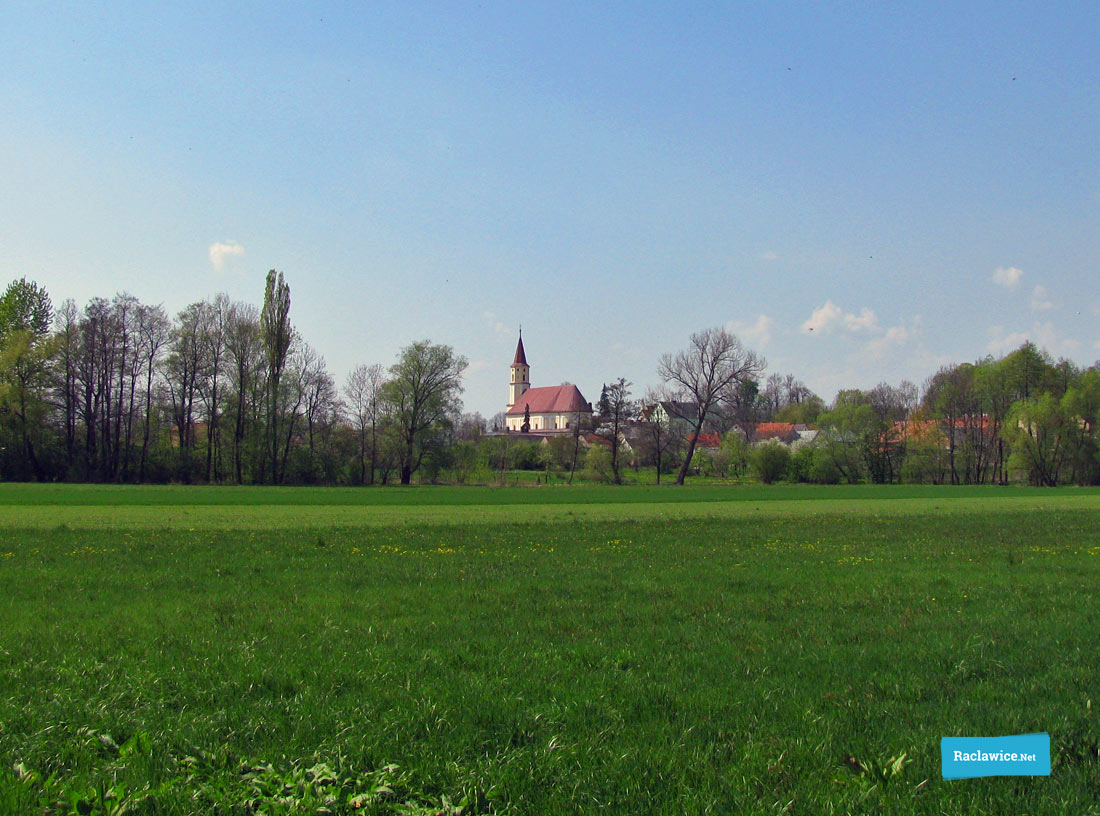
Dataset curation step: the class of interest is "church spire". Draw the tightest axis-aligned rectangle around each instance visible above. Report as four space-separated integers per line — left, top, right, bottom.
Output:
508 330 530 409
512 329 528 366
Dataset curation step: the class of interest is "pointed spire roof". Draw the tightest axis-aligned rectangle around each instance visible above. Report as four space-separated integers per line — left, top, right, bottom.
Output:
512 332 528 366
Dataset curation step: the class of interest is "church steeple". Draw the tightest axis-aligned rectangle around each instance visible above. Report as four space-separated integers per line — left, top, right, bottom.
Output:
508 330 530 409
512 330 528 366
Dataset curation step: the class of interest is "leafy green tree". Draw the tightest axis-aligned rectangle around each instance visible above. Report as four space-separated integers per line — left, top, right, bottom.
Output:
510 440 542 469
0 278 52 340
1003 393 1074 486
0 330 58 479
751 441 791 484
583 442 615 483
0 279 55 480
925 364 989 484
898 406 949 484
810 446 842 484
775 395 824 425
971 357 1013 483
1057 369 1100 484
449 440 480 484
720 431 750 479
542 434 574 479
816 391 880 483
788 444 815 482
383 340 467 485
1002 341 1055 400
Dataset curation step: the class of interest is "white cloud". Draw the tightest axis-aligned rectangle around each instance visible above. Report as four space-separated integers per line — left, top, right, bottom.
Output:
986 325 1030 356
758 250 779 261
844 307 879 333
987 322 1080 357
1030 284 1054 311
864 324 910 359
483 311 514 338
991 266 1023 290
1033 321 1080 355
861 315 923 361
726 314 774 348
802 300 843 333
209 241 245 270
801 300 878 334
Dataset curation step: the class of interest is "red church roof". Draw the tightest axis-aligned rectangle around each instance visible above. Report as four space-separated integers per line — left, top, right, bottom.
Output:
512 335 528 366
507 384 589 415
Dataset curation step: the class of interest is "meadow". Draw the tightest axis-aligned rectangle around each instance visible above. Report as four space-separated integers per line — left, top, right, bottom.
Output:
1 484 1098 814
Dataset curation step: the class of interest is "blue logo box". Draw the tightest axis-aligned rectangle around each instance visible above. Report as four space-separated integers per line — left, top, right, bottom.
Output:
941 733 1051 779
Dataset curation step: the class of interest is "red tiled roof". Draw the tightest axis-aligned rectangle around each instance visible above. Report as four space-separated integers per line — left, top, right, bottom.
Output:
754 422 796 436
752 422 799 444
891 417 991 441
512 335 528 366
506 384 589 416
688 433 721 448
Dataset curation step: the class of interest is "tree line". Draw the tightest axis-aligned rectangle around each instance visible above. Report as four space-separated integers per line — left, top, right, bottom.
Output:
0 275 466 485
0 275 1096 486
588 329 1099 487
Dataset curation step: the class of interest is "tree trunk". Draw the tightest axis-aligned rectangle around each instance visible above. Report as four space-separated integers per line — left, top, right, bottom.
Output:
676 414 706 485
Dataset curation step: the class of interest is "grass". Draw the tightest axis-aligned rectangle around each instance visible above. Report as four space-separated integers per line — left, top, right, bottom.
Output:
0 480 1089 506
1 484 1098 813
2 482 1099 532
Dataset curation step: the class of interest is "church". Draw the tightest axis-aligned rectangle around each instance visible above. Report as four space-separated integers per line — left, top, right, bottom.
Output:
505 333 592 433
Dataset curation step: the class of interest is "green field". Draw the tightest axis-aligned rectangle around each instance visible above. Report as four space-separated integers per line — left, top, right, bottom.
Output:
2 485 1099 814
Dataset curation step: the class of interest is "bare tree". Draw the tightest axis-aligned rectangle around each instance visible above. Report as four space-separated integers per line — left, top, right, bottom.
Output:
597 377 634 484
658 327 765 485
344 363 387 485
455 412 487 441
224 302 263 483
198 294 230 482
165 302 209 483
135 302 171 482
639 386 680 485
298 345 337 468
275 337 310 484
761 372 784 418
53 299 81 472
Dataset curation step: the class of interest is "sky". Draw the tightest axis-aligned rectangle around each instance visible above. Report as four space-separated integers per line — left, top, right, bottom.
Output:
2 1 1098 418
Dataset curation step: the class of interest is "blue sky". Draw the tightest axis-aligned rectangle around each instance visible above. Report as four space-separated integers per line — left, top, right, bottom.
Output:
2 2 1098 417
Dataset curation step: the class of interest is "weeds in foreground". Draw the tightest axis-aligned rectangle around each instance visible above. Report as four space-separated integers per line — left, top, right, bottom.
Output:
8 730 466 815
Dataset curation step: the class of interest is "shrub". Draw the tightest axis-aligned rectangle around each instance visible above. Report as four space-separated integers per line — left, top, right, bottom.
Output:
751 442 791 484
583 444 615 483
788 445 815 483
720 432 750 478
810 447 842 484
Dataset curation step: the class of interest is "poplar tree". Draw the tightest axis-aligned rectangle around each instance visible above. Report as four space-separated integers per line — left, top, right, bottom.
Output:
260 270 292 483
